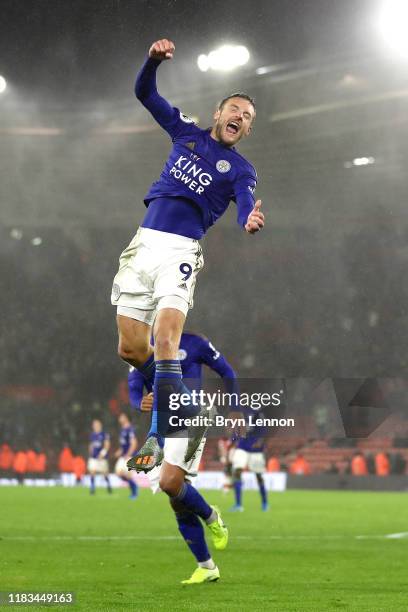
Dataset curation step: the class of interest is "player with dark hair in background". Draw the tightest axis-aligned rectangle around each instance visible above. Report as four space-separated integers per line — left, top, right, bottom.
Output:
111 38 263 584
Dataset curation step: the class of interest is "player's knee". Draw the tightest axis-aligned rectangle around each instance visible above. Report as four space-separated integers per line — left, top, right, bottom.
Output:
153 332 178 357
159 472 183 497
117 338 149 365
117 339 133 361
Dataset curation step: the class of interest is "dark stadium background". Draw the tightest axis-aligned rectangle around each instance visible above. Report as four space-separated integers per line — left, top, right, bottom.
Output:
1 0 407 480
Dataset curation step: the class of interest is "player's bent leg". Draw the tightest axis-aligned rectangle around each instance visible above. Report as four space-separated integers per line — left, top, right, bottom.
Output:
117 314 153 368
154 307 186 360
169 497 219 584
115 459 138 499
118 471 138 499
153 306 202 431
130 306 188 471
160 462 228 551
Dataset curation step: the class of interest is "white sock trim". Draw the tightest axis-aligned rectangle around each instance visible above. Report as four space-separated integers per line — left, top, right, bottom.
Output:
205 509 217 525
198 559 216 570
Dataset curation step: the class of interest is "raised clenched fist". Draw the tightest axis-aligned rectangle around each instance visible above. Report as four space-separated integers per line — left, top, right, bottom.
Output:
149 39 175 61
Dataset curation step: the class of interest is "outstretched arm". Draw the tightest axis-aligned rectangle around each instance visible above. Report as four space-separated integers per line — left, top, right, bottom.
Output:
135 38 177 129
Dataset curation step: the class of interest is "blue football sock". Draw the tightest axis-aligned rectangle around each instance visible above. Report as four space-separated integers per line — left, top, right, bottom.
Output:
105 476 112 492
176 510 211 563
138 353 155 385
258 478 267 506
148 360 200 437
233 479 242 506
128 479 138 497
137 354 165 445
90 475 95 492
173 482 212 521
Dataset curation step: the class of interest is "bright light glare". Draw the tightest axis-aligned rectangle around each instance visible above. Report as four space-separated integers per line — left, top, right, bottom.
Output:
10 228 23 240
378 0 408 58
197 45 250 72
0 75 6 93
353 157 375 166
344 157 376 168
197 54 209 72
31 237 42 246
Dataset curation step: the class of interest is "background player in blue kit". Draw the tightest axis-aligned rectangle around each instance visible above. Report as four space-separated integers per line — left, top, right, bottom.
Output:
129 331 238 585
87 419 112 495
111 38 264 584
230 410 269 512
128 332 237 411
114 413 138 499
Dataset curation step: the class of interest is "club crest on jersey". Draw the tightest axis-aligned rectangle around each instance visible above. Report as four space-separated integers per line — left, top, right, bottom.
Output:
216 160 231 173
178 349 187 361
180 112 194 124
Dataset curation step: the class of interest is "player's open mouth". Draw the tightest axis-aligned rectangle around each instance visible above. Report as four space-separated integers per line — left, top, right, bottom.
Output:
226 121 240 135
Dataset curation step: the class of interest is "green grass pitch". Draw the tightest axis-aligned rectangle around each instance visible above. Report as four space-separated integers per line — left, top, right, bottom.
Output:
0 486 407 611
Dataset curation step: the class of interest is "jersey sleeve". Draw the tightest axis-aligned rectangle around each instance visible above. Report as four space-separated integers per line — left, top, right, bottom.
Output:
198 337 237 379
232 170 257 228
135 56 200 140
128 367 145 410
197 337 239 408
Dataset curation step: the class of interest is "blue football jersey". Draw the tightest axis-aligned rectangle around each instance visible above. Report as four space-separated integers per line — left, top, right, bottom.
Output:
128 332 236 409
90 431 109 459
144 117 257 230
119 426 136 456
136 58 257 238
237 409 267 453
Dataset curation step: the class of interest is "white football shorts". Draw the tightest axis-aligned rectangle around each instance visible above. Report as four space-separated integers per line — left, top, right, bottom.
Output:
111 227 204 325
232 448 266 474
87 458 109 474
114 457 129 475
148 436 206 494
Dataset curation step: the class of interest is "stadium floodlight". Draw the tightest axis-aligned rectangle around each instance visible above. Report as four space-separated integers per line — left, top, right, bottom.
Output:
378 0 408 58
344 156 375 168
0 75 6 93
31 237 42 246
353 156 375 166
197 45 250 72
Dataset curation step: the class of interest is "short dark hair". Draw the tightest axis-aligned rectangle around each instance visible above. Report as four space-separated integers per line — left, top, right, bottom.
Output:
218 92 256 112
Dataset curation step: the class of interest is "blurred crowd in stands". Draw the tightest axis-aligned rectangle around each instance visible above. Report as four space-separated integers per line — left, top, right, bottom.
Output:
2 218 408 394
1 437 407 481
1 222 408 480
265 449 407 476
